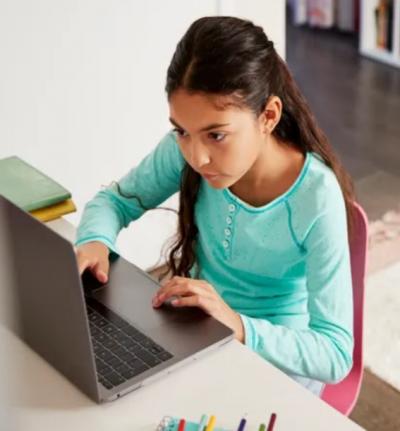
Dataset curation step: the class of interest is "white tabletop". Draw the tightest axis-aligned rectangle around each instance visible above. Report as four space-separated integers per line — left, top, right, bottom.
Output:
2 218 364 431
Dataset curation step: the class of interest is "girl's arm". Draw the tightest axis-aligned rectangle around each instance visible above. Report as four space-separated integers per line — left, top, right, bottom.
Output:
238 193 354 384
74 131 185 256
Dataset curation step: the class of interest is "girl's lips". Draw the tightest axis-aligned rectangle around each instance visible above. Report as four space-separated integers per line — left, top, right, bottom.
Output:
203 173 220 179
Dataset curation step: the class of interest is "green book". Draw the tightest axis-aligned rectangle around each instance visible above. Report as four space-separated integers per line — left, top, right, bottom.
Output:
0 155 72 212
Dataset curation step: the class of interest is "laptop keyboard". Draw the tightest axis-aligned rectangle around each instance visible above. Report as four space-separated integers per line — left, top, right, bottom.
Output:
85 297 173 390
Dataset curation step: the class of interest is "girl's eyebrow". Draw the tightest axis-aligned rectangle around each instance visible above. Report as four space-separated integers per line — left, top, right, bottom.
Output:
169 117 230 132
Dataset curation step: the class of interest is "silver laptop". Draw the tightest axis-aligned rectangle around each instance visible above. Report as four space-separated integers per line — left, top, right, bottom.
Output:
0 194 234 403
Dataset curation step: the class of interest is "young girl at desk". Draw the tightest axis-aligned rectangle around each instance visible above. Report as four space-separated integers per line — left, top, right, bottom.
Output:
75 16 355 397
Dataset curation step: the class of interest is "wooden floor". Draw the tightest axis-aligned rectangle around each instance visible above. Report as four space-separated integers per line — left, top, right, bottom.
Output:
286 16 400 431
350 369 400 431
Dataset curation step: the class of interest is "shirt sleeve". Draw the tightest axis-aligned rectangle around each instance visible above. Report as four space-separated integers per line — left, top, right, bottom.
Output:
74 131 186 256
238 195 354 384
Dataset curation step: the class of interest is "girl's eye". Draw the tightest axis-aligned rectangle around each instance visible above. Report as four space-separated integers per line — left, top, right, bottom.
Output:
172 128 225 143
172 128 188 138
209 132 225 142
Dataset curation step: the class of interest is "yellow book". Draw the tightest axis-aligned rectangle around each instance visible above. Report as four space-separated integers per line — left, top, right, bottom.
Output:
30 198 77 222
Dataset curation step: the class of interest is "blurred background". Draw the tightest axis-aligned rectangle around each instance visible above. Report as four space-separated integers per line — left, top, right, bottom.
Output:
286 2 400 429
0 1 399 430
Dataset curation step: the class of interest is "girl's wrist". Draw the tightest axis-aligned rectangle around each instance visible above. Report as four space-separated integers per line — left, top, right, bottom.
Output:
233 312 245 343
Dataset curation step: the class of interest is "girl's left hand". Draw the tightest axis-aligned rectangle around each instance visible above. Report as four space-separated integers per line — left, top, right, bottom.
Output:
152 276 245 343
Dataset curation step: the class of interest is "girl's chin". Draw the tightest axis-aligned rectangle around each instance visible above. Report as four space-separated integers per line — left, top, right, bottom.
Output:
203 175 232 189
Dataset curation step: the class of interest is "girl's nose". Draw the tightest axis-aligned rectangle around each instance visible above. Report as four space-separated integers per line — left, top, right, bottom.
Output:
190 145 210 170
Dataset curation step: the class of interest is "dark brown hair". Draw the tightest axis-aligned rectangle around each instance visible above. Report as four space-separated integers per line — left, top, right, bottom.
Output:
113 16 355 281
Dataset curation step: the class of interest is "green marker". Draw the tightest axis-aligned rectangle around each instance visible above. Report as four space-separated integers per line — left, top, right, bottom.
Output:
197 414 208 431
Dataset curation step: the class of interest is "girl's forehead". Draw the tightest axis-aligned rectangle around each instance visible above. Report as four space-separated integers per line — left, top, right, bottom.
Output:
169 89 249 123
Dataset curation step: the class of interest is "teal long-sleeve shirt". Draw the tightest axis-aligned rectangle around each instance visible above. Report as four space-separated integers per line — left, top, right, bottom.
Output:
75 130 354 384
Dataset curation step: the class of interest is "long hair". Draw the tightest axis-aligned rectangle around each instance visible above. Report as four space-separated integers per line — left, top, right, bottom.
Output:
114 16 355 281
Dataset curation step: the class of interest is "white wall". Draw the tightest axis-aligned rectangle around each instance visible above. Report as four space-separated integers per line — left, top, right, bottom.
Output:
0 0 286 271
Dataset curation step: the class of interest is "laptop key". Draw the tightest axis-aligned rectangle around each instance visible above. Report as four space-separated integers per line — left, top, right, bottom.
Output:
96 332 108 343
90 327 101 338
158 351 173 361
121 326 140 337
103 371 125 387
139 338 154 349
115 363 131 374
120 351 136 362
99 365 113 376
113 346 128 357
103 338 118 350
147 344 164 354
126 343 142 354
99 377 113 390
89 313 100 322
96 318 108 328
119 338 135 349
126 358 150 372
114 331 130 343
95 357 107 371
98 349 114 362
102 324 118 335
93 343 102 354
120 369 139 380
107 356 124 369
135 349 161 367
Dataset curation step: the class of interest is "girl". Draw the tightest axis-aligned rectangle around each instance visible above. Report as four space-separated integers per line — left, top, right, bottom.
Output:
75 16 355 397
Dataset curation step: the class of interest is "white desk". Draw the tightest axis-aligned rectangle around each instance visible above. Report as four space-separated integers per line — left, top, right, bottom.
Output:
1 218 364 431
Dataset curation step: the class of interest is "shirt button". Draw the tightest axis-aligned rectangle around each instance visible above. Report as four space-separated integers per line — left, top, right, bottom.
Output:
226 216 232 225
228 204 236 212
222 240 229 248
224 228 231 236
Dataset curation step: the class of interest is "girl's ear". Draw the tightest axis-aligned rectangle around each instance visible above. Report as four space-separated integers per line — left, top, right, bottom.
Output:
260 95 282 134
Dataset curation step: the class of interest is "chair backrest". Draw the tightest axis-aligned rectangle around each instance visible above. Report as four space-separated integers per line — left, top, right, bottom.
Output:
321 201 369 415
350 202 369 379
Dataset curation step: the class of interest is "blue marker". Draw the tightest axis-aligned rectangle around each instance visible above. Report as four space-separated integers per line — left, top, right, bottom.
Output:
237 418 246 431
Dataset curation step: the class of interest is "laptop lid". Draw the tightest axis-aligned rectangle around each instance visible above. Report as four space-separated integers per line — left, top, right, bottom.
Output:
0 194 100 403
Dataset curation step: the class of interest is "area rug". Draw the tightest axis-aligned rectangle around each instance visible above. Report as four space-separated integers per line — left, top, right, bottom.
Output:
364 205 400 392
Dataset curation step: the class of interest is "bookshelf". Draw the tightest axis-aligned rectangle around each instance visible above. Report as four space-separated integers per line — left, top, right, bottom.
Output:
360 0 400 68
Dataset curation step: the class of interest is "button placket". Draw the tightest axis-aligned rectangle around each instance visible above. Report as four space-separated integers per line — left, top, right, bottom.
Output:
222 202 237 259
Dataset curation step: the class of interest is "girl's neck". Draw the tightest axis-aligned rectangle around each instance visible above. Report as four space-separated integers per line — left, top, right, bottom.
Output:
229 136 305 207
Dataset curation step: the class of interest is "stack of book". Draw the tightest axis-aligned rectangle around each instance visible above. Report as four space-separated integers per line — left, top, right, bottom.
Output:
0 155 76 222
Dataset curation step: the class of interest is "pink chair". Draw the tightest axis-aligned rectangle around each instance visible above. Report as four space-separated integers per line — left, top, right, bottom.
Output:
320 202 369 415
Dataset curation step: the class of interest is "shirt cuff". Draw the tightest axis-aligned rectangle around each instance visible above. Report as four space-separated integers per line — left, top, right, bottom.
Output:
238 313 255 351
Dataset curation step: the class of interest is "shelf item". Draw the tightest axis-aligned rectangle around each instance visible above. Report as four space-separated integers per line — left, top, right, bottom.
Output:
360 0 400 68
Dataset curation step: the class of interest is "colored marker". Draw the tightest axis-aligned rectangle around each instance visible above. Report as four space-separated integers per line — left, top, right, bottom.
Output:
197 414 208 431
237 418 246 431
266 413 276 431
258 424 266 431
178 418 186 431
205 415 216 431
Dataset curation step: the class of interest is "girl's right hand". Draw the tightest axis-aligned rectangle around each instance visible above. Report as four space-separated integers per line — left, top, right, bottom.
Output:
74 241 110 283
